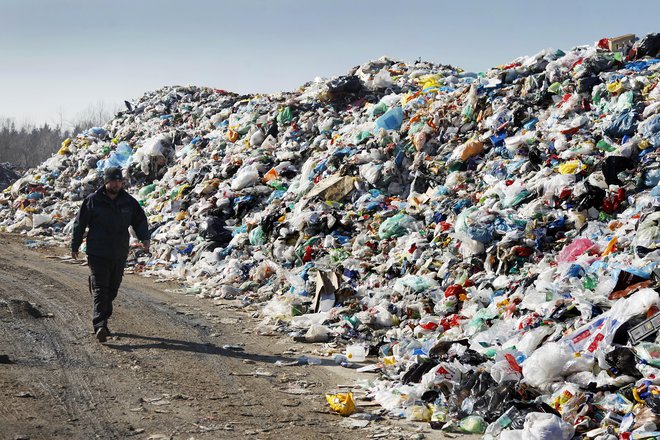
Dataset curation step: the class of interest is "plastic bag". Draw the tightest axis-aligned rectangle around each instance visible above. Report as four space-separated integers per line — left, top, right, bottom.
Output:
471 381 520 421
604 110 637 138
522 342 574 387
460 415 487 433
378 213 413 239
231 165 260 190
394 275 438 293
500 431 524 440
634 343 660 368
97 142 133 170
557 160 586 175
491 359 523 383
556 238 594 263
405 403 432 421
635 212 660 253
561 288 660 355
248 226 266 246
375 106 404 131
641 114 660 147
304 324 331 342
200 217 232 244
32 213 52 228
326 392 355 416
522 413 574 440
452 138 484 161
277 106 293 125
372 69 393 89
605 346 641 376
359 163 383 185
141 135 167 158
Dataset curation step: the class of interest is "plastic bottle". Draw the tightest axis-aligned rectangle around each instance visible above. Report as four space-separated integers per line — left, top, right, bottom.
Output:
484 406 522 437
333 354 350 366
298 356 321 365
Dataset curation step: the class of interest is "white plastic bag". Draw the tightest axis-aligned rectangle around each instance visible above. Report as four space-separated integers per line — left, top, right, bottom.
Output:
305 324 331 342
491 359 522 383
522 413 575 440
522 342 573 387
231 165 260 190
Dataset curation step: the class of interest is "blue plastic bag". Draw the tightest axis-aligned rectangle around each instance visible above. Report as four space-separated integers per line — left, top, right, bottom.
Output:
604 110 637 138
643 114 660 147
97 142 133 171
375 107 404 131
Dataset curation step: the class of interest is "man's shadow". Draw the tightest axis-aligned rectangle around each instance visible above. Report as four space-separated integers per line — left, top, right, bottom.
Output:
104 332 336 366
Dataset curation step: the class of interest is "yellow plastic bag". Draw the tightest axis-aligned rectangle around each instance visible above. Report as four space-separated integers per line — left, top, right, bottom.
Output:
557 160 585 175
607 81 623 94
326 392 355 416
457 138 484 161
406 403 432 421
227 129 239 142
58 138 72 155
418 74 441 90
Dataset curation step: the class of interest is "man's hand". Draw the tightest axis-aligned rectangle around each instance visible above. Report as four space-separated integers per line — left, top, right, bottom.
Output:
71 251 79 260
142 240 151 254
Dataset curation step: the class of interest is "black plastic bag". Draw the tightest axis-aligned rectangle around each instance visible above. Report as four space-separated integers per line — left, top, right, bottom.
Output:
577 76 602 93
458 349 488 366
401 360 439 384
583 53 620 76
452 371 496 415
200 216 232 244
603 156 635 186
471 381 519 421
323 75 364 102
635 33 660 59
577 181 606 211
648 395 660 415
605 346 641 377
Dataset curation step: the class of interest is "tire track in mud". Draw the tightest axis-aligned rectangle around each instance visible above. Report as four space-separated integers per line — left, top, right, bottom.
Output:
0 259 124 439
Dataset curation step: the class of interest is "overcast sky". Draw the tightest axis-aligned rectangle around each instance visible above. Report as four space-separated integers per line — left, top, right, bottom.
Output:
1 0 657 129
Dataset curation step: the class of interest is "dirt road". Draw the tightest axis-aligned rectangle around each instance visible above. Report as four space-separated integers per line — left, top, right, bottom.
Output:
0 234 474 440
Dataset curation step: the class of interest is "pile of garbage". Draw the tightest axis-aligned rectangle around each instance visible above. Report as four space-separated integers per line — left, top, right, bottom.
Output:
2 33 660 438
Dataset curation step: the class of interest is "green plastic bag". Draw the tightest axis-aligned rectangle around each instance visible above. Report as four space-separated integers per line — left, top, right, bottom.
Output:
371 102 388 117
355 130 372 144
503 189 530 208
277 106 293 125
460 415 487 434
396 275 437 293
378 213 412 239
249 226 266 246
139 183 156 196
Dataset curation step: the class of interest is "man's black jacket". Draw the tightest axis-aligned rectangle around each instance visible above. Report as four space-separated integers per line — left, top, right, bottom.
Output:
71 187 150 260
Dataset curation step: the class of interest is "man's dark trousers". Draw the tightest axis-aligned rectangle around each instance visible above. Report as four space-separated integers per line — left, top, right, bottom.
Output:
87 255 126 331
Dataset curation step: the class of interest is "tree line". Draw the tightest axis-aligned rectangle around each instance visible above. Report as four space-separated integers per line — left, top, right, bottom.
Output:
0 103 116 169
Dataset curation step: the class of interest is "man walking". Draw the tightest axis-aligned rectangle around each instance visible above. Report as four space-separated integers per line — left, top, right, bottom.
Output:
71 167 151 342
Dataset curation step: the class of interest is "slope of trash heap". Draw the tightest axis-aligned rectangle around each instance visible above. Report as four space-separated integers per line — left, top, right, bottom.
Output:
2 33 660 438
0 162 20 191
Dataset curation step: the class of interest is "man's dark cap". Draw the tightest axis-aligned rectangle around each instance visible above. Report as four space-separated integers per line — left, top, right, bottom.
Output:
104 167 123 183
